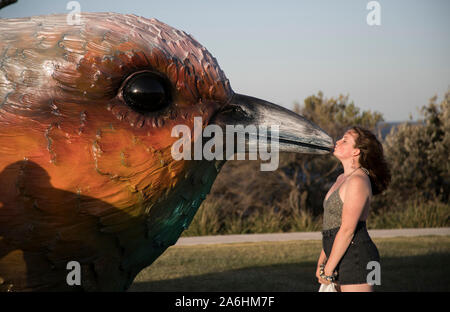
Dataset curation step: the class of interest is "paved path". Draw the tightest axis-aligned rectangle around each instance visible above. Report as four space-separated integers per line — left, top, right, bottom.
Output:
175 227 450 246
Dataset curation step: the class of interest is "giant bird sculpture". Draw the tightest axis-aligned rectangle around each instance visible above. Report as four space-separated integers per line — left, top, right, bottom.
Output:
0 13 333 291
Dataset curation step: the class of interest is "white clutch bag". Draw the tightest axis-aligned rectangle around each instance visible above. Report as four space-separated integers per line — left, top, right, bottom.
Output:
318 283 337 292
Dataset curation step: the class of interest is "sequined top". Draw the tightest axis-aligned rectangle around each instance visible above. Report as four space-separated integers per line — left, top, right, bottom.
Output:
322 184 344 230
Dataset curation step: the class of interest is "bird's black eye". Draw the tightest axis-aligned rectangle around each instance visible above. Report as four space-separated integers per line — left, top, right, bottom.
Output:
122 72 170 113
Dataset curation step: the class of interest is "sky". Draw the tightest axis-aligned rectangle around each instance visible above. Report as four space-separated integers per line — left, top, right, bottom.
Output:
1 0 449 122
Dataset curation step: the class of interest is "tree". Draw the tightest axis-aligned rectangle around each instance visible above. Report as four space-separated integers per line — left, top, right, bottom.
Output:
383 91 449 204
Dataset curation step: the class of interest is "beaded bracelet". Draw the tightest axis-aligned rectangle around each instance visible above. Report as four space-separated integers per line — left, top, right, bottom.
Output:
319 263 337 282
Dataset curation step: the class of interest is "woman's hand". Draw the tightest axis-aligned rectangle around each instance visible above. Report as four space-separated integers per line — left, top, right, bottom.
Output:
316 264 332 285
316 249 330 284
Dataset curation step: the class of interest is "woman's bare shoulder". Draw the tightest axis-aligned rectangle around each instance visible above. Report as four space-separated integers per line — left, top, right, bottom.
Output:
347 173 370 185
346 173 372 195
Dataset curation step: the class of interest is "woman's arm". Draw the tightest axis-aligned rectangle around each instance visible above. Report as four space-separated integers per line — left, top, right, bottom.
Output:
317 248 327 266
323 175 370 277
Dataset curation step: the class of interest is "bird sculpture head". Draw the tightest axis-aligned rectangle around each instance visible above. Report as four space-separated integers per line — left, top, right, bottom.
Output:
0 13 333 291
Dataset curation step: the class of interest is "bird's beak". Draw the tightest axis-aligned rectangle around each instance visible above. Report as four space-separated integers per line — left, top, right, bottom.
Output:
210 93 334 154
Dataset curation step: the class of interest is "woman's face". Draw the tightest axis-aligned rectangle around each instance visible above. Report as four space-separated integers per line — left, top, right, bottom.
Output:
333 130 359 160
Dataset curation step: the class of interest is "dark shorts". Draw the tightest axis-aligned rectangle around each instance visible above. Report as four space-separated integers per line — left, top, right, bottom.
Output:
322 221 380 285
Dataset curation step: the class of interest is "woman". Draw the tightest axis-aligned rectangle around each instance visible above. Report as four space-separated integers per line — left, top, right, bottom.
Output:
316 126 391 292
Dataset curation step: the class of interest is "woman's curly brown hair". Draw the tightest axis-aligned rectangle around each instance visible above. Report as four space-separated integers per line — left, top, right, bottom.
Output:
350 126 391 195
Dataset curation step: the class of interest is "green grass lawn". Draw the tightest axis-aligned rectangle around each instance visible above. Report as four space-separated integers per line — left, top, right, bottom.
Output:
129 236 450 292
